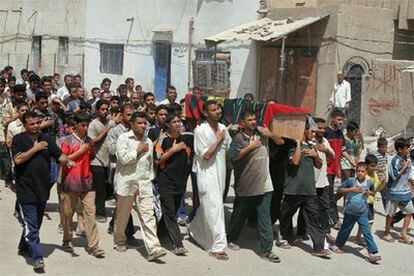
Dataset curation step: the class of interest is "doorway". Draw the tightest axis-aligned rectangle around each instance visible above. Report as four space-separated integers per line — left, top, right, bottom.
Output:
346 65 364 124
154 41 171 101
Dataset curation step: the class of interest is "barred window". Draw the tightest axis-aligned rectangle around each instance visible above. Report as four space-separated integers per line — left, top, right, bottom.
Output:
193 49 230 94
58 37 69 65
99 43 124 75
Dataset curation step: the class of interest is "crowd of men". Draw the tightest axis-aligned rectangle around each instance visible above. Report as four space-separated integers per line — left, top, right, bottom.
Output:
0 66 413 272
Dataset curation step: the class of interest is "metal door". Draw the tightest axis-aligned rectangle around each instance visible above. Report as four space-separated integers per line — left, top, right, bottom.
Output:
346 65 364 124
154 41 171 101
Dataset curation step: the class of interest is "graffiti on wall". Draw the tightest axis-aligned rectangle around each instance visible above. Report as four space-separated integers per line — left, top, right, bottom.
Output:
363 63 399 116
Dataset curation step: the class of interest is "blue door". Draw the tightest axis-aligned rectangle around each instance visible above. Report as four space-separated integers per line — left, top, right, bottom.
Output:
154 41 171 101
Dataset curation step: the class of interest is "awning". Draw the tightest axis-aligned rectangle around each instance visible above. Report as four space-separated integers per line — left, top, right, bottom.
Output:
205 14 329 48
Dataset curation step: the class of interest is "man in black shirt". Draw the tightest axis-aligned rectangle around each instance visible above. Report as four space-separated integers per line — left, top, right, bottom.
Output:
278 121 330 258
148 104 168 142
154 113 193 255
12 111 75 271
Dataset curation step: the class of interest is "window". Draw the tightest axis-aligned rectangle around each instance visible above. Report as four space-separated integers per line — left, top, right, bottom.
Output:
99 43 124 75
58 37 69 65
32 36 42 73
193 49 230 94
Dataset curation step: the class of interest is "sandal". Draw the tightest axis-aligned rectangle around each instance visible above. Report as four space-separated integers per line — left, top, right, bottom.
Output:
381 234 395 243
209 252 229 261
329 245 344 253
398 236 414 245
62 241 74 253
260 252 281 263
113 244 127 252
88 246 105 258
276 241 292 249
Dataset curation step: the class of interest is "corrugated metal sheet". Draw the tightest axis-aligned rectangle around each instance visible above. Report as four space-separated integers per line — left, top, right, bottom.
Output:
204 15 329 48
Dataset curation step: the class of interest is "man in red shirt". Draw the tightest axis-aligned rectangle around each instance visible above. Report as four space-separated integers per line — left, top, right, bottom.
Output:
60 111 105 258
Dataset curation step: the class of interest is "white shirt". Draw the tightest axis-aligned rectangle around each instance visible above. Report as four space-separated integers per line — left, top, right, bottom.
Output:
157 98 176 106
6 119 24 147
57 86 69 101
329 80 351 108
315 137 335 188
114 130 154 197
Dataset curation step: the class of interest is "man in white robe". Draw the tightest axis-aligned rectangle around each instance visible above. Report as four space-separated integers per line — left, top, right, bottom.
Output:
189 100 231 260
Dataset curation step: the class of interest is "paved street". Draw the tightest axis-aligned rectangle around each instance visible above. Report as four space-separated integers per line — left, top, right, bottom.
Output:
0 181 413 276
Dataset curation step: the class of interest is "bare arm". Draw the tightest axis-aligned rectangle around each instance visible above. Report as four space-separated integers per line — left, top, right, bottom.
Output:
204 130 225 161
13 141 47 165
291 141 302 166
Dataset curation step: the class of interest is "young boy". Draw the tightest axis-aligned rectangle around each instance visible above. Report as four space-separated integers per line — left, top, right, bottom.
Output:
340 121 360 182
60 111 105 257
330 162 381 263
354 154 385 245
382 138 414 244
370 137 388 209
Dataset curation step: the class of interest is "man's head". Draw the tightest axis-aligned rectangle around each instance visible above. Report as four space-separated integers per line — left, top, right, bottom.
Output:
166 113 182 133
130 92 141 108
145 104 156 123
304 119 315 141
4 65 13 76
241 110 257 132
365 154 378 175
313 117 326 138
118 84 128 97
16 102 29 119
109 96 120 112
243 93 254 101
193 87 202 97
155 105 168 126
135 84 143 93
203 100 222 123
20 69 29 81
53 73 60 83
91 87 100 99
337 71 345 83
41 77 52 94
355 162 368 182
394 137 410 157
130 111 147 136
63 74 73 87
95 100 109 120
1 70 9 80
74 111 91 136
65 118 76 135
35 92 49 112
68 83 79 98
100 78 111 92
79 101 92 115
22 111 41 135
29 74 41 90
125 78 135 91
166 85 177 102
144 92 155 106
74 74 82 84
121 103 134 126
330 109 345 128
77 86 85 100
377 137 388 155
346 121 359 138
7 76 16 92
100 91 111 101
13 84 27 103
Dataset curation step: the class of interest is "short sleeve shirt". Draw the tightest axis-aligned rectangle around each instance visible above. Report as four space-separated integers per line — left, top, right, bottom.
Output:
60 134 94 192
154 133 194 194
88 118 114 167
284 142 317 195
340 137 360 170
12 132 62 203
339 178 374 216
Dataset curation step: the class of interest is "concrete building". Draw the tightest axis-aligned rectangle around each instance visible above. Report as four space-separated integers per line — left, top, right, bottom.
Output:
0 0 260 101
1 0 413 135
